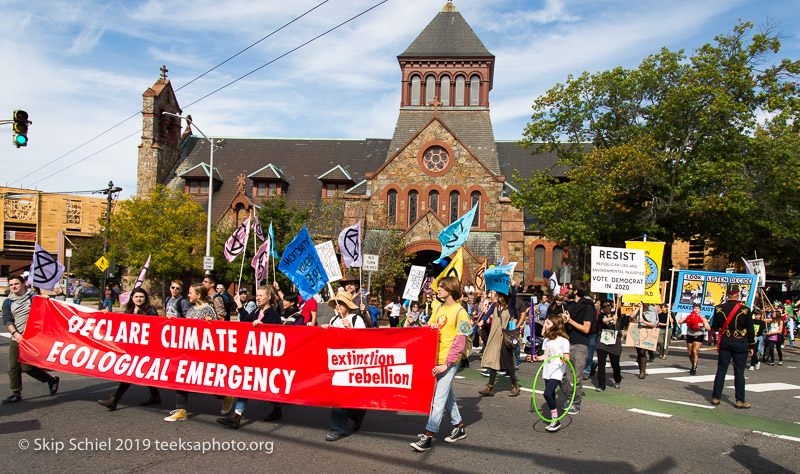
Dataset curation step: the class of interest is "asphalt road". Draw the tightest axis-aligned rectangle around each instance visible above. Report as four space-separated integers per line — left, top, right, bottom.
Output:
1 336 798 473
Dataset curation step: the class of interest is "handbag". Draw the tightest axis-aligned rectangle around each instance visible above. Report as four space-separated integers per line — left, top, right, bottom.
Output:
502 328 519 349
599 328 618 345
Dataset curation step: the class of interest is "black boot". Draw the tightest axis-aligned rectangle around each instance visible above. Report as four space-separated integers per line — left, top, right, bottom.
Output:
216 413 242 429
264 406 282 421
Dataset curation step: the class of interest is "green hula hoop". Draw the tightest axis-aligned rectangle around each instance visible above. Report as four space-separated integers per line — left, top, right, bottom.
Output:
532 355 576 423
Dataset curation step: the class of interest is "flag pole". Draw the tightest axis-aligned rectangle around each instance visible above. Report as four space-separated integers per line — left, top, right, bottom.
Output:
237 231 249 291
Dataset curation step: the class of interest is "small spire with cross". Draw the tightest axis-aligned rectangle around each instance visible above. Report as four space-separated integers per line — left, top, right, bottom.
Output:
429 95 443 116
160 65 169 81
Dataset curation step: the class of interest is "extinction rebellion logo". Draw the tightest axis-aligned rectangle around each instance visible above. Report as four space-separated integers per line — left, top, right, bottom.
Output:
328 348 412 389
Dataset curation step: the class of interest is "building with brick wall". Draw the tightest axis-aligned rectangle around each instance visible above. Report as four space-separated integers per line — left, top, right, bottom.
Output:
134 3 632 289
0 187 108 277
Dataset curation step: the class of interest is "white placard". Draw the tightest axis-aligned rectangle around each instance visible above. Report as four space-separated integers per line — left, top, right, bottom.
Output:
748 259 766 287
203 256 215 271
315 241 343 282
590 246 645 294
402 266 427 301
363 254 379 272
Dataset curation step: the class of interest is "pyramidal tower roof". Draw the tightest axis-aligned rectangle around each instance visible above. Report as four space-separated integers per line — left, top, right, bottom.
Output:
398 2 493 59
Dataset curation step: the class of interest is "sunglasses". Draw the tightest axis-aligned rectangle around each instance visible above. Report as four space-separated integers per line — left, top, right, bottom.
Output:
170 286 181 290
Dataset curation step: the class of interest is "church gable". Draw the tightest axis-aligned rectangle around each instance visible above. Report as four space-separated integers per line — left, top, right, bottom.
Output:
366 115 505 232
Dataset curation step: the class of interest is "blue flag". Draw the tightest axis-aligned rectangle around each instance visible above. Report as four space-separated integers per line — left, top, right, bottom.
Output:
433 201 478 264
268 222 278 258
278 226 329 300
484 263 516 294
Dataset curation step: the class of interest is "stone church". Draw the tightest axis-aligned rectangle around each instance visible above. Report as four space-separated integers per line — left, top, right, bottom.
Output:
136 3 573 287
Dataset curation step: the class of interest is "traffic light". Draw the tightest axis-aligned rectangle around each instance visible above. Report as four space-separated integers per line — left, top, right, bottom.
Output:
13 110 29 147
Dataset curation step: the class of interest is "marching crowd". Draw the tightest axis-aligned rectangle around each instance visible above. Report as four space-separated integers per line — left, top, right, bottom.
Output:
3 271 798 449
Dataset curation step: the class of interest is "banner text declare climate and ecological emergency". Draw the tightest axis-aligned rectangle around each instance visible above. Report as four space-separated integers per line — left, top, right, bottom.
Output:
19 299 437 413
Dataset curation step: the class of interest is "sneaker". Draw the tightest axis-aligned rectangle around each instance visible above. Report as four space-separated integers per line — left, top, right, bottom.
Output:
562 401 570 410
756 363 761 370
444 425 466 443
2 393 22 404
596 387 605 392
48 376 60 396
410 434 432 452
778 361 783 366
480 370 490 377
567 406 580 415
164 409 188 422
612 383 620 389
689 368 696 375
545 420 561 432
749 366 755 371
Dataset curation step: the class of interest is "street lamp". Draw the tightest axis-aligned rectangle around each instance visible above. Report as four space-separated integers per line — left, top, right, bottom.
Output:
162 112 219 272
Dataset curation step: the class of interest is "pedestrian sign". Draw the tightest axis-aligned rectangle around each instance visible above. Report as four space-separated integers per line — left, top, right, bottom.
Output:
95 256 110 272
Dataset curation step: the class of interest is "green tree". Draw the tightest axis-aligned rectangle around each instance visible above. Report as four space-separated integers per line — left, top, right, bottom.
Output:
512 21 799 269
68 233 107 288
108 185 206 301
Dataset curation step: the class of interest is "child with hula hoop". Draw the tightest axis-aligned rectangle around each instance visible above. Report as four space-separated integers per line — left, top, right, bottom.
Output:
529 313 571 432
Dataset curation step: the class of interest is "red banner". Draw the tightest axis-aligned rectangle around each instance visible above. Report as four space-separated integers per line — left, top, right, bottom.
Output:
19 299 437 414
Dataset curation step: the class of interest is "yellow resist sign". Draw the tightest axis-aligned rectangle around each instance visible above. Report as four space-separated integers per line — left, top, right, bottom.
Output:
94 256 110 272
622 241 665 304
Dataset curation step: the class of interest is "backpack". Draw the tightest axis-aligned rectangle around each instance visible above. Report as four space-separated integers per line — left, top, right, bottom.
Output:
170 296 186 318
213 293 235 320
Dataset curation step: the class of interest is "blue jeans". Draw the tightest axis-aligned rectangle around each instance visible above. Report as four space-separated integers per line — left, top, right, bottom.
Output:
425 364 461 433
712 337 749 402
514 344 521 367
757 335 765 357
102 299 113 310
584 333 598 375
329 407 366 435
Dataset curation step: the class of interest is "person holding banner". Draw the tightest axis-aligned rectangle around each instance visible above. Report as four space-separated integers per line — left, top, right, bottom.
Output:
711 290 755 409
410 277 469 452
217 286 282 428
478 285 520 398
97 288 162 410
323 291 367 441
595 299 626 391
631 302 658 379
2 275 60 404
164 283 233 421
677 304 711 375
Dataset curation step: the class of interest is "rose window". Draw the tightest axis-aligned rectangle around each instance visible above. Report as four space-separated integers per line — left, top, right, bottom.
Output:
422 146 449 171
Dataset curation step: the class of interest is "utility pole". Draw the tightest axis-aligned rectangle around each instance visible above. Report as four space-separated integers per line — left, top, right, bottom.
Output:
98 181 122 309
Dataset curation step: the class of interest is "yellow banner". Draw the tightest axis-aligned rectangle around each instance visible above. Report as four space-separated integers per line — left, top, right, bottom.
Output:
94 256 110 272
622 241 665 304
431 248 463 293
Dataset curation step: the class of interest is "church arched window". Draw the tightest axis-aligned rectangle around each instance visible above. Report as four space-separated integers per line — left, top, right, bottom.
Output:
425 75 436 105
387 189 398 224
470 75 480 105
440 75 450 105
470 191 481 227
408 190 418 224
410 75 421 106
455 75 465 106
449 191 460 224
429 190 439 214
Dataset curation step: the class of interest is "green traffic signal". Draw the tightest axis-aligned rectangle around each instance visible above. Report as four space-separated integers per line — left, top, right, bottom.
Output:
12 109 29 148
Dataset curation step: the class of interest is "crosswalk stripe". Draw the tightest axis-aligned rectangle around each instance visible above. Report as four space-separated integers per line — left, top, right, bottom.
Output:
1 332 10 338
726 382 800 393
752 431 800 443
629 408 672 418
658 399 715 409
622 367 690 375
666 374 733 383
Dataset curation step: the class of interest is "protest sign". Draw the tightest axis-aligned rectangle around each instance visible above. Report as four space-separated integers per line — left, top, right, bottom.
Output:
749 259 766 287
315 240 343 282
671 270 758 317
624 325 659 350
278 227 329 300
484 263 517 294
19 299 437 413
590 246 645 295
621 241 665 304
402 266 427 301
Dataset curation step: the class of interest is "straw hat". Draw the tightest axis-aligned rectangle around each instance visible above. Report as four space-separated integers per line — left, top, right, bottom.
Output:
328 290 358 310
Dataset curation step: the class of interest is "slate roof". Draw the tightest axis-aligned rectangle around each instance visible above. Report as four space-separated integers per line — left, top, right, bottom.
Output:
399 3 493 59
497 141 582 181
247 163 285 180
317 165 353 182
388 110 500 174
177 162 224 181
165 137 390 219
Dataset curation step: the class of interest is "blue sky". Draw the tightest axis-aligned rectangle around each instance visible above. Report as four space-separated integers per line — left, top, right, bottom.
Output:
1 0 798 198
